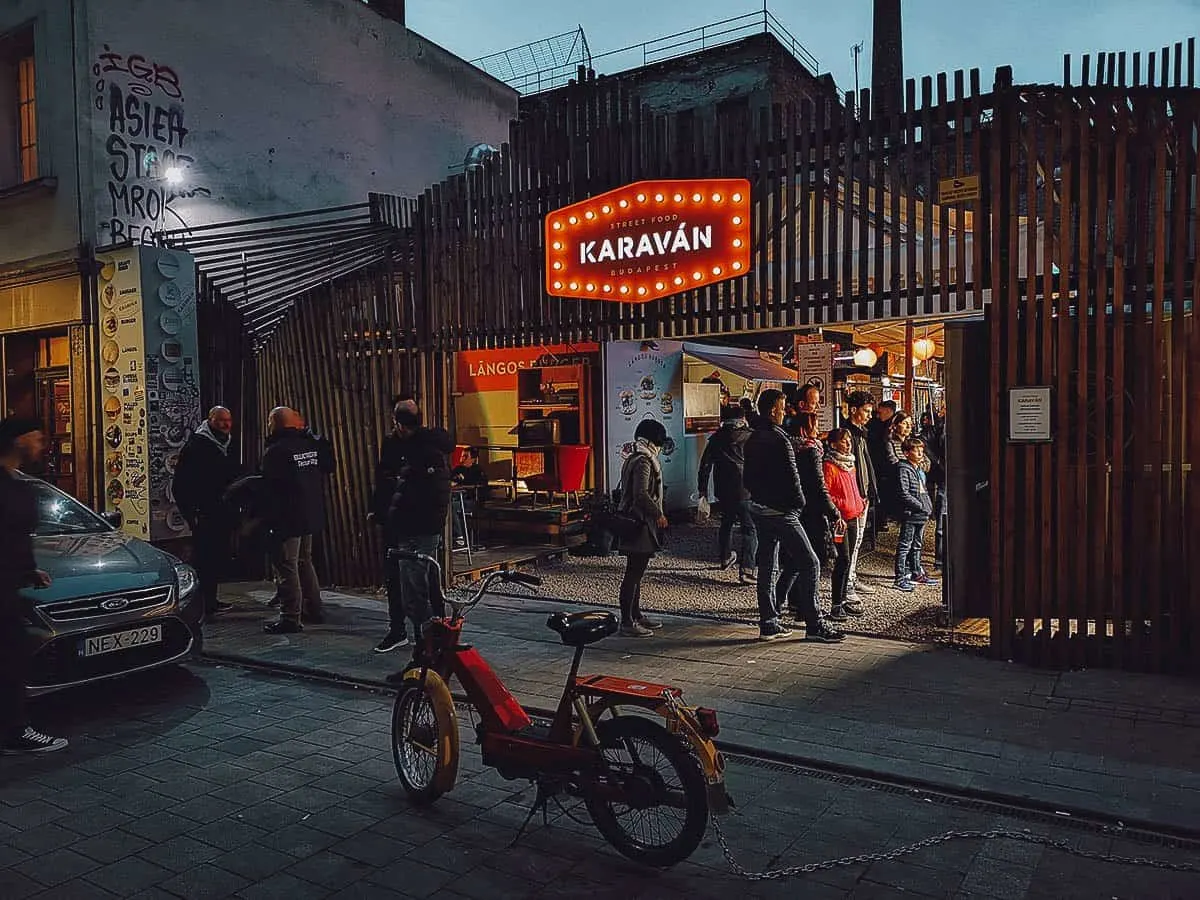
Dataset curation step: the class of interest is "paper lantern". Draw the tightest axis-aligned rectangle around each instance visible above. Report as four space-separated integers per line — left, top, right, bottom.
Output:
852 347 878 368
912 338 937 361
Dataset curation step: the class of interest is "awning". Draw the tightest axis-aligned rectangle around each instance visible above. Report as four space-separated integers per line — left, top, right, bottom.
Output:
158 198 409 345
683 342 797 383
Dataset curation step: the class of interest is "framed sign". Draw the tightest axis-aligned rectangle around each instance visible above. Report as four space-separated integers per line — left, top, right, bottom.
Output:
545 179 752 303
1008 387 1052 442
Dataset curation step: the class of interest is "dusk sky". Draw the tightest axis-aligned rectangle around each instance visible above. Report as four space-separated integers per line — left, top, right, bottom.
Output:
408 0 1200 94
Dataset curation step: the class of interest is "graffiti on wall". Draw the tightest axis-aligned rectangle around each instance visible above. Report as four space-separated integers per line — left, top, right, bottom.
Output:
93 46 210 245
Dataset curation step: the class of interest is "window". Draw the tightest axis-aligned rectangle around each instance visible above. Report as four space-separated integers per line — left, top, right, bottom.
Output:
17 54 35 182
0 25 35 187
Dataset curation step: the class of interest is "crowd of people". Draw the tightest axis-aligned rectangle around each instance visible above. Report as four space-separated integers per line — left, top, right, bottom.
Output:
686 385 945 641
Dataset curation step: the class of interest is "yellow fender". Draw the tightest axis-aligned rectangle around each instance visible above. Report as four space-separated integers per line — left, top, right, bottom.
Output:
403 668 460 797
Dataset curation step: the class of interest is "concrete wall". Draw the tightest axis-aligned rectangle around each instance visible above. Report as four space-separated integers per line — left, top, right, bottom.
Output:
0 0 86 267
86 0 516 247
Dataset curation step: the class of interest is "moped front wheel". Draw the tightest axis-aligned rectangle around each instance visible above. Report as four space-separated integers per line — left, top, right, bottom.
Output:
391 670 459 805
586 714 709 868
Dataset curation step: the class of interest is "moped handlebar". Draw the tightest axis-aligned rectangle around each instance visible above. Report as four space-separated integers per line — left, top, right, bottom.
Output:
386 549 539 618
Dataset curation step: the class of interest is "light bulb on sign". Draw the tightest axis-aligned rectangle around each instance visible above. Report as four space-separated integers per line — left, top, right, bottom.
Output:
692 193 702 202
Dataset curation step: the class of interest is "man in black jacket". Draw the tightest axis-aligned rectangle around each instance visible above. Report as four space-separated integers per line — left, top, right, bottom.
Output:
261 407 334 634
373 401 453 653
697 405 757 581
173 406 240 617
845 391 880 607
0 418 67 754
743 390 844 643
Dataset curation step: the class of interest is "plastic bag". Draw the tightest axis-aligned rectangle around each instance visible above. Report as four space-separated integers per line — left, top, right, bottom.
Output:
696 496 711 522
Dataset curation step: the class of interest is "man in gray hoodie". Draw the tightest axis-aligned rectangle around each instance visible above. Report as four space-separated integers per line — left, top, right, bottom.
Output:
173 406 241 617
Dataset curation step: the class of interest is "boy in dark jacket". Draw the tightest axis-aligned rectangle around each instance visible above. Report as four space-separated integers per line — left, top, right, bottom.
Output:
697 405 757 581
893 437 936 592
261 407 334 633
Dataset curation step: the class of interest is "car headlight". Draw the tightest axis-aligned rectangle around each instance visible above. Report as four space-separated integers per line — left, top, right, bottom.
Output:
175 563 198 601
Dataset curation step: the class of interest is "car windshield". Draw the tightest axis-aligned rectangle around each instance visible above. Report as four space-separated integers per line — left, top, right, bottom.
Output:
30 480 110 536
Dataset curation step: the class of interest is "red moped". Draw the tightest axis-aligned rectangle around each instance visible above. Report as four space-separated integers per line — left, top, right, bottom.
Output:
389 550 731 868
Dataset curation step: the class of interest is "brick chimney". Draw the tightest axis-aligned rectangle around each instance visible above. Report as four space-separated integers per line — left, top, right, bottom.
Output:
871 0 903 118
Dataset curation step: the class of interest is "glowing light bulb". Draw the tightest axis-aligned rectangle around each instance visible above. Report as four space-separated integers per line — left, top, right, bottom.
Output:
674 276 684 285
601 205 612 214
673 193 683 202
602 285 612 293
618 199 629 208
552 261 562 270
712 266 722 276
732 192 742 202
585 210 595 220
568 215 578 225
553 281 563 290
586 283 596 291
635 193 646 202
732 262 743 270
692 271 703 280
552 221 563 230
568 282 579 290
732 216 743 225
712 193 723 202
637 286 647 295
620 285 630 294
552 241 563 250
655 193 665 202
655 281 665 291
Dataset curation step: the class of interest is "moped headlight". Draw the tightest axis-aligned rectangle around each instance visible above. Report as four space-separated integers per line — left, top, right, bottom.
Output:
175 563 198 601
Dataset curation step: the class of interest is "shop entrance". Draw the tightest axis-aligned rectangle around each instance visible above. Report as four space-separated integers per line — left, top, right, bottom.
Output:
2 331 76 496
532 318 992 649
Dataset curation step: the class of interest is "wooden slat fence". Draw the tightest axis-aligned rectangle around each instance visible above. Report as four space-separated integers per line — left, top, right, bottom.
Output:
214 40 1199 668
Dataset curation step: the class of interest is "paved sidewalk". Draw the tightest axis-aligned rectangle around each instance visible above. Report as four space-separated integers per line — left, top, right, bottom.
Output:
10 664 1200 899
207 583 1200 836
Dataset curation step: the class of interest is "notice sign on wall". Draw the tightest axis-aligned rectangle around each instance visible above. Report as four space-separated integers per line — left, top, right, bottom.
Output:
1008 387 1052 442
794 337 835 433
545 179 751 303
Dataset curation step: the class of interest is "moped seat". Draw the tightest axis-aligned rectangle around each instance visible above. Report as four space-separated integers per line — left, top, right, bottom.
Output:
546 611 619 647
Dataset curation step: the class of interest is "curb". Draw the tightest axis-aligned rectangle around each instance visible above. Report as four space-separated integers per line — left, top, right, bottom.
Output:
197 649 1200 844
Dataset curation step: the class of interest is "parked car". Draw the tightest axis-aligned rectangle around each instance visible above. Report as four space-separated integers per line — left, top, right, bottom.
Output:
17 473 204 696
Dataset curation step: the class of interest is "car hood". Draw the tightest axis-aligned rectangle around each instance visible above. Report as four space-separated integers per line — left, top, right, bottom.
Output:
24 532 179 605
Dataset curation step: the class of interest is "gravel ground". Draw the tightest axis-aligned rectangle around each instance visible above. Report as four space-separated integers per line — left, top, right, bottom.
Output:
532 518 977 645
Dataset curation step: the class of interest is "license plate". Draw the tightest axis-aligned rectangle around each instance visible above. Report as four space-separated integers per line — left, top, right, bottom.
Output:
82 625 162 657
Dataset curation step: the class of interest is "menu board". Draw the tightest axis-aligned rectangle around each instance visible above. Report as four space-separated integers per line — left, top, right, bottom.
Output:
604 340 688 511
96 247 202 542
97 248 151 539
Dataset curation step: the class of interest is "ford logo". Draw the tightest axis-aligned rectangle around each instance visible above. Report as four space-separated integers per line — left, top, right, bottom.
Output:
100 597 131 611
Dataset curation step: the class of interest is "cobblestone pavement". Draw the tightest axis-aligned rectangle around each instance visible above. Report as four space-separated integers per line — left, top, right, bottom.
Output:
206 584 1200 836
3 663 1198 899
537 520 959 645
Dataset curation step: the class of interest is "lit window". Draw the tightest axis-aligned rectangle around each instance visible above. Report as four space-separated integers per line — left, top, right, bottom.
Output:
17 56 37 182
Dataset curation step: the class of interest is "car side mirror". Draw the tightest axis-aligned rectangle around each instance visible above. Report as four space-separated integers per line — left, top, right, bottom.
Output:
101 510 123 529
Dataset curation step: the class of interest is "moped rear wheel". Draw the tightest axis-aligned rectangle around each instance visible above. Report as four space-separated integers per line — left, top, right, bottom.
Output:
585 714 708 868
391 670 459 805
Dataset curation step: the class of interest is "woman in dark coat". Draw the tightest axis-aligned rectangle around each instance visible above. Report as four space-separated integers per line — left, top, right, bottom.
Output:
781 413 841 616
617 419 669 637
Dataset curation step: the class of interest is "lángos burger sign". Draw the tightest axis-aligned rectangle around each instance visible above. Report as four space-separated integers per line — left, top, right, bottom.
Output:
544 178 752 303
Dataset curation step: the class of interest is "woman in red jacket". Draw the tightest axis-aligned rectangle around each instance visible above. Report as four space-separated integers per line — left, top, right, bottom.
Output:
823 428 868 621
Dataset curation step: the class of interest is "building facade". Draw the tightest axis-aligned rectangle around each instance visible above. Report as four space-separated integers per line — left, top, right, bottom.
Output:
0 0 517 507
